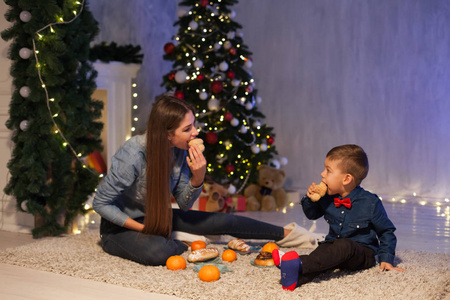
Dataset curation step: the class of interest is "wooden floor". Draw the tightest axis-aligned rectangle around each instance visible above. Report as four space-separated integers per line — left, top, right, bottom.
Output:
0 200 449 299
235 200 450 254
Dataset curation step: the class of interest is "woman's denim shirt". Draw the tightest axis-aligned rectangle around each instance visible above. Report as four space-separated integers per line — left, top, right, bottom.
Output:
301 186 397 264
93 134 202 227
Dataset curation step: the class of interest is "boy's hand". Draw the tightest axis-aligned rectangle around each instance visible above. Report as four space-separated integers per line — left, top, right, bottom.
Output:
380 262 405 272
306 182 317 199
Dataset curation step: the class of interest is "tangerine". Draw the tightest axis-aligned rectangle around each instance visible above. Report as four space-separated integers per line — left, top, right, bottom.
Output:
262 242 279 254
191 240 207 251
198 265 220 282
221 249 237 262
166 255 186 271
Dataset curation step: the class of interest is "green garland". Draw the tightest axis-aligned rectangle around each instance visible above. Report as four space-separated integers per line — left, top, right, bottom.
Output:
89 42 143 64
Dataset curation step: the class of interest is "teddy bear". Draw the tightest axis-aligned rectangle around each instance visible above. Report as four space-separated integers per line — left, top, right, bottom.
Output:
244 165 288 211
205 183 233 213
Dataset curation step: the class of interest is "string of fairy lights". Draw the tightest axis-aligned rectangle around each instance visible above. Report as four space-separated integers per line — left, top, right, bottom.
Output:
19 0 102 177
170 1 287 194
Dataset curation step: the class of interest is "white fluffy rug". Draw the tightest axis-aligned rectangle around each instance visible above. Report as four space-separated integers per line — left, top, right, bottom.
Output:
0 230 449 300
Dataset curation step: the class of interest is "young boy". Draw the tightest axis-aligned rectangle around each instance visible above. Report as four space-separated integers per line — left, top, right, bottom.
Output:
273 144 405 291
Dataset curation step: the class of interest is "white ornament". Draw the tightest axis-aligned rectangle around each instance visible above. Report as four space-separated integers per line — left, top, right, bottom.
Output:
228 184 236 195
223 41 232 50
253 120 261 128
280 157 288 166
251 144 260 154
177 9 187 18
214 43 221 51
20 200 28 211
269 159 281 169
227 31 235 39
199 91 208 100
245 102 254 110
256 96 262 104
19 120 29 131
19 86 31 98
230 118 239 127
260 143 268 152
219 61 229 71
231 79 241 87
19 11 32 22
194 59 203 69
189 20 198 30
208 98 220 111
216 154 227 164
239 125 248 134
174 70 187 83
19 47 31 59
239 97 246 105
245 60 253 68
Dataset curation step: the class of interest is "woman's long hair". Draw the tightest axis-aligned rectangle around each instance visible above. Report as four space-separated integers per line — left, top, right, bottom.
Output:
142 95 195 237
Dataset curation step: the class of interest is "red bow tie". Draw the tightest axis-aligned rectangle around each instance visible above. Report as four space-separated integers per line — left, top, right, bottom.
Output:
334 198 351 209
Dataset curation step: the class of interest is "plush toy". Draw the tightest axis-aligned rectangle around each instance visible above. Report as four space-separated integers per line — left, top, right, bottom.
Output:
205 183 232 213
244 165 288 211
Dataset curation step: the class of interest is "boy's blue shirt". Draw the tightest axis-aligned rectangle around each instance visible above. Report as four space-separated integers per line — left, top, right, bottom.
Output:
301 186 397 265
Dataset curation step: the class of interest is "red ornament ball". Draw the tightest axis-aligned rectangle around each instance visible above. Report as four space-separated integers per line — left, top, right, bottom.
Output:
229 47 237 56
224 112 233 122
199 0 208 7
197 73 205 82
174 90 185 100
211 81 223 94
267 136 275 145
226 70 235 79
225 164 235 174
168 71 175 81
205 131 218 144
164 43 175 55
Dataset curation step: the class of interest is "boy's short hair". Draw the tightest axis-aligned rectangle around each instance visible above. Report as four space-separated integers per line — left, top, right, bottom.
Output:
326 144 369 186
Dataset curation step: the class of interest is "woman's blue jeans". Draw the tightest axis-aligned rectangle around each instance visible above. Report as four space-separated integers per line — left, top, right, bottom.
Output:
100 209 284 266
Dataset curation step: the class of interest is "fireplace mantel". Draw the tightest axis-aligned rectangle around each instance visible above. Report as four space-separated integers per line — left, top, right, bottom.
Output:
93 61 140 169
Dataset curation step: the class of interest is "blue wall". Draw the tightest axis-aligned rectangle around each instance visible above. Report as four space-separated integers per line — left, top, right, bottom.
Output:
89 0 450 201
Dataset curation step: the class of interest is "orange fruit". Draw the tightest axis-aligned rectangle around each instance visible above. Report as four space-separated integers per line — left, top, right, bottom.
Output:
198 265 220 282
221 249 237 262
166 255 186 271
191 240 207 251
262 242 279 254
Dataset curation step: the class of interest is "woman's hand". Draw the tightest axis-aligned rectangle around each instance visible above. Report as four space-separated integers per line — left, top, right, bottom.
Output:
380 262 405 272
187 144 206 187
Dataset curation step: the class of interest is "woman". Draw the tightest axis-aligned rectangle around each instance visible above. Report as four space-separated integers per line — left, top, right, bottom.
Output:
93 95 318 266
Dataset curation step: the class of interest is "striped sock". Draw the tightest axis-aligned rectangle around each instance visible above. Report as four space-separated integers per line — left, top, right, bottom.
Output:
280 251 302 291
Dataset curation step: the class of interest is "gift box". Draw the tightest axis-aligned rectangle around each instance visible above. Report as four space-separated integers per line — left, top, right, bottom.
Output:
226 195 246 211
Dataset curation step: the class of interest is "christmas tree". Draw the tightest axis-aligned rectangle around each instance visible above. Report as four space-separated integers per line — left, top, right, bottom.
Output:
1 0 103 237
162 0 280 193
